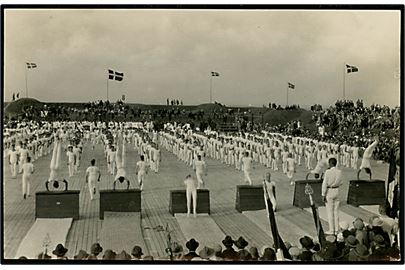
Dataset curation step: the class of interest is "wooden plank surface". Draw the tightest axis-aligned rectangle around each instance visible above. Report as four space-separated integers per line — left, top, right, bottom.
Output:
175 214 225 252
3 138 391 259
99 212 147 254
15 218 72 259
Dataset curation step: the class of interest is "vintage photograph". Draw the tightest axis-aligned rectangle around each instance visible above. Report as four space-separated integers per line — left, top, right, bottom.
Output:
1 6 403 263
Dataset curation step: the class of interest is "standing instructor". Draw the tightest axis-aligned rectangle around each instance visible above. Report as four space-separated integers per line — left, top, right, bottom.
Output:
321 157 343 235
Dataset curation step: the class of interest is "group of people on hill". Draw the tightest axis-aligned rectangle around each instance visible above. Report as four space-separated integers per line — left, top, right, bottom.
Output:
167 98 184 106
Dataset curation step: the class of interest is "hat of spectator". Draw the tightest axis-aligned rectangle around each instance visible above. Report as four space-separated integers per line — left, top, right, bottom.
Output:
260 246 270 256
131 245 144 258
320 244 343 261
222 236 234 248
345 235 359 248
312 243 321 252
116 250 131 260
353 244 370 259
284 241 292 250
260 248 276 261
18 256 28 260
37 252 52 259
234 236 249 249
300 236 315 250
325 235 337 244
74 249 89 260
249 247 259 259
199 246 215 259
373 235 386 247
143 255 154 261
289 246 301 257
52 243 68 257
102 249 116 260
186 238 199 251
371 216 384 227
353 218 365 230
90 243 103 255
342 230 353 239
339 221 350 231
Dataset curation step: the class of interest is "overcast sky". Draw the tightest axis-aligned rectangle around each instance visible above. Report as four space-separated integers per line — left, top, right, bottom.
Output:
4 9 401 107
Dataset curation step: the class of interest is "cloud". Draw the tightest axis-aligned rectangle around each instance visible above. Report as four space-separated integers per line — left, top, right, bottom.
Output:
4 9 401 107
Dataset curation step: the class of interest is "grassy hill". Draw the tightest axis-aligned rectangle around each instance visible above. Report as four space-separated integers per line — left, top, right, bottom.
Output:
4 98 43 117
3 98 316 129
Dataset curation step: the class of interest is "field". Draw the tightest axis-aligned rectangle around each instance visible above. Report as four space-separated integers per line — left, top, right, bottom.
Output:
2 139 391 259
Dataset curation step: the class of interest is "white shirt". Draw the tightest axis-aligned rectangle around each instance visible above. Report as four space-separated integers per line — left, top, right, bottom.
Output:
242 156 253 171
21 163 34 175
184 177 197 190
136 161 148 174
108 150 116 162
194 160 206 174
286 157 295 170
67 151 75 163
86 166 100 180
19 148 29 159
322 167 343 197
360 140 378 169
8 150 18 163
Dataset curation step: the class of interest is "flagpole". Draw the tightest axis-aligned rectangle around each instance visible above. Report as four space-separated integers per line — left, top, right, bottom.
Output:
106 78 109 101
343 63 346 100
286 84 289 107
25 65 28 98
210 75 213 103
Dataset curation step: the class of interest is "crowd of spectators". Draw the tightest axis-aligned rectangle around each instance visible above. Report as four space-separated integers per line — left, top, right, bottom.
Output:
19 215 399 262
312 99 400 162
6 98 400 163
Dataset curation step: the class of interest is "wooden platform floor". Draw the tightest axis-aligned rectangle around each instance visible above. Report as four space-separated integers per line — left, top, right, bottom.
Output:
2 141 391 259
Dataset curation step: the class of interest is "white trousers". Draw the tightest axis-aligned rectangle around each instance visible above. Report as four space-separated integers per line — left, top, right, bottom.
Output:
22 174 31 196
138 172 145 190
196 171 204 188
186 188 197 215
88 178 97 200
68 162 75 177
10 162 17 177
325 188 340 234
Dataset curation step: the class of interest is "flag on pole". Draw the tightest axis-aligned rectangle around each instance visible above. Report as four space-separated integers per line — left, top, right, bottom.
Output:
211 71 220 76
108 69 124 81
305 184 327 248
346 64 359 73
288 82 295 90
108 69 115 80
114 72 124 81
385 147 399 219
26 63 37 69
263 181 292 260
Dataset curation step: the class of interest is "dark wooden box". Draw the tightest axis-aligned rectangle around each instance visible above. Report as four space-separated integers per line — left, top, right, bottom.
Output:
347 180 386 207
35 191 80 219
99 189 142 219
293 179 325 208
235 185 266 212
169 189 210 215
